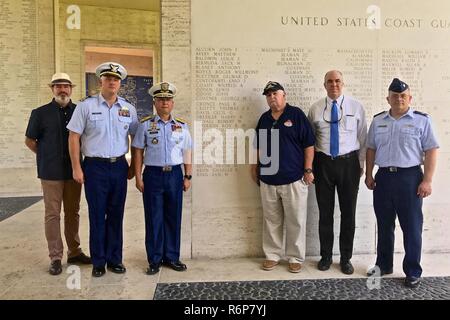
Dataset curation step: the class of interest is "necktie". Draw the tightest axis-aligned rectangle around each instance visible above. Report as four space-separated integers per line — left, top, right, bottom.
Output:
330 100 339 158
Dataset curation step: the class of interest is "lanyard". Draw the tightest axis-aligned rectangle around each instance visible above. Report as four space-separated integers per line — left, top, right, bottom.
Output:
323 96 344 123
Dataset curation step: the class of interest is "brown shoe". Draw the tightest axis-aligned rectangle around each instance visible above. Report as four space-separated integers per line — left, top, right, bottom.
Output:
67 252 92 265
288 262 302 273
49 260 62 275
262 260 279 271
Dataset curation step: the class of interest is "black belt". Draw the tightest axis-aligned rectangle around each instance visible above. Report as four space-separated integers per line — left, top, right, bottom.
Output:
318 150 358 160
146 165 181 172
84 155 125 163
379 165 420 173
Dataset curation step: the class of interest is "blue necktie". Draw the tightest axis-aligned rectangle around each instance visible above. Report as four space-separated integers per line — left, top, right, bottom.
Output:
330 100 339 158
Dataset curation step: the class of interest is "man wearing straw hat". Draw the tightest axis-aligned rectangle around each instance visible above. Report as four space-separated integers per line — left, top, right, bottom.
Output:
25 72 91 276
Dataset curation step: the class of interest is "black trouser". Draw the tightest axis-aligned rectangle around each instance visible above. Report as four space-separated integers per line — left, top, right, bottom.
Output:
314 151 360 261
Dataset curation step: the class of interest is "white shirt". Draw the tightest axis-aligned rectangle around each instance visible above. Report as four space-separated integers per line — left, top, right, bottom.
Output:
67 94 138 157
308 95 368 167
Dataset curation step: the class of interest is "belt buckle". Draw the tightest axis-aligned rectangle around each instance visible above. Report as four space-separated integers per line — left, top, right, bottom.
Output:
388 167 397 172
162 165 172 172
110 157 118 163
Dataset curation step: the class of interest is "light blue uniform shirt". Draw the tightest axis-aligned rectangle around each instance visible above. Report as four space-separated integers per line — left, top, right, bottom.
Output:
131 114 192 166
67 94 138 157
367 108 439 167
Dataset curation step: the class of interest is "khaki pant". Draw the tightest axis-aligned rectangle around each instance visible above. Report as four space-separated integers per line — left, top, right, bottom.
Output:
260 180 308 263
41 179 82 262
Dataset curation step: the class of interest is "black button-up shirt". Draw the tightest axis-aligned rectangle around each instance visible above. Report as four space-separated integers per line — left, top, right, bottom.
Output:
25 99 77 180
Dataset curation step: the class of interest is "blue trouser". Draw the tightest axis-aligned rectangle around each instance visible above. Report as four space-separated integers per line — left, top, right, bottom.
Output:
142 165 183 265
83 157 128 267
373 166 423 278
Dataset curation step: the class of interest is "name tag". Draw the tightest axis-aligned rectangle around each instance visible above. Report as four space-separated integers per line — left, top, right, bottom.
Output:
92 112 102 115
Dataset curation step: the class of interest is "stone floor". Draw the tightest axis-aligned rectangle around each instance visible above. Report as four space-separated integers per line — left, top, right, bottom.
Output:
0 196 42 222
1 192 449 300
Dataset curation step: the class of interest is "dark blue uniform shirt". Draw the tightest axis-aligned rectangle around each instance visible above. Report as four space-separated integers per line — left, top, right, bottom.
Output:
25 99 76 180
256 104 315 185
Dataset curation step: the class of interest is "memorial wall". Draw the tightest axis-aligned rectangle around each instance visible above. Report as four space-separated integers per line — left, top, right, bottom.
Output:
190 0 450 257
0 0 448 258
0 0 54 195
0 0 160 195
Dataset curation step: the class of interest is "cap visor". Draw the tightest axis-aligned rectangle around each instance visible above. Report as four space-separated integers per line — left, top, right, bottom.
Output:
153 93 175 98
99 72 122 79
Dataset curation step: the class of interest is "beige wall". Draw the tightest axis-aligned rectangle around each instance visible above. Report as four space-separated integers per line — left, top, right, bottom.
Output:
185 0 450 257
0 1 160 196
161 0 192 259
58 3 160 101
85 52 153 77
0 0 55 195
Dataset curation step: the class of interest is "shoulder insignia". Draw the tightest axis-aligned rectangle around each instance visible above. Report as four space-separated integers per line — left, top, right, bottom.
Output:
79 95 92 102
140 115 155 123
119 96 133 104
373 111 386 118
413 110 428 117
175 117 186 124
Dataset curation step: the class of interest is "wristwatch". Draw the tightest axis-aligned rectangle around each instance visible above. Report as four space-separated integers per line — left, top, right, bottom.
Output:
184 175 192 180
304 168 313 174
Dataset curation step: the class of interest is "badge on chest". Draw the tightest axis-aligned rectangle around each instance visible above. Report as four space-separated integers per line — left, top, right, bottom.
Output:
172 124 182 132
118 108 130 117
147 121 160 135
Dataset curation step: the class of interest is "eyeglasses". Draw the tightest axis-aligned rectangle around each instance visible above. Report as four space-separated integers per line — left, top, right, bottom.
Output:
322 97 344 124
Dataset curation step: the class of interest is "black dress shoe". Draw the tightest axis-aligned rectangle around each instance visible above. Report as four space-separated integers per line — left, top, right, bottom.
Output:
67 252 92 265
404 277 421 288
366 266 394 277
317 257 332 271
163 260 187 272
146 262 161 275
92 266 106 277
340 260 354 275
107 263 126 274
49 260 62 275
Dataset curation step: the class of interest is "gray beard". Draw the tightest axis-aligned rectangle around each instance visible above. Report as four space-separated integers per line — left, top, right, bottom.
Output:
54 95 70 107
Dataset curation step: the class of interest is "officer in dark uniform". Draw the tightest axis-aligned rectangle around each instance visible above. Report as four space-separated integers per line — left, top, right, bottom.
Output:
365 78 439 288
67 62 138 277
132 82 192 275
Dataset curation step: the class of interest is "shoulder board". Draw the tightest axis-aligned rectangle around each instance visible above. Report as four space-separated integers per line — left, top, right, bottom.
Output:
413 110 428 117
79 95 92 102
373 111 386 118
140 115 155 123
119 96 133 104
175 117 186 124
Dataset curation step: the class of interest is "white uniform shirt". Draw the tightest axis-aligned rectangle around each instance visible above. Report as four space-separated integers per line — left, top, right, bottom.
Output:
308 95 368 167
